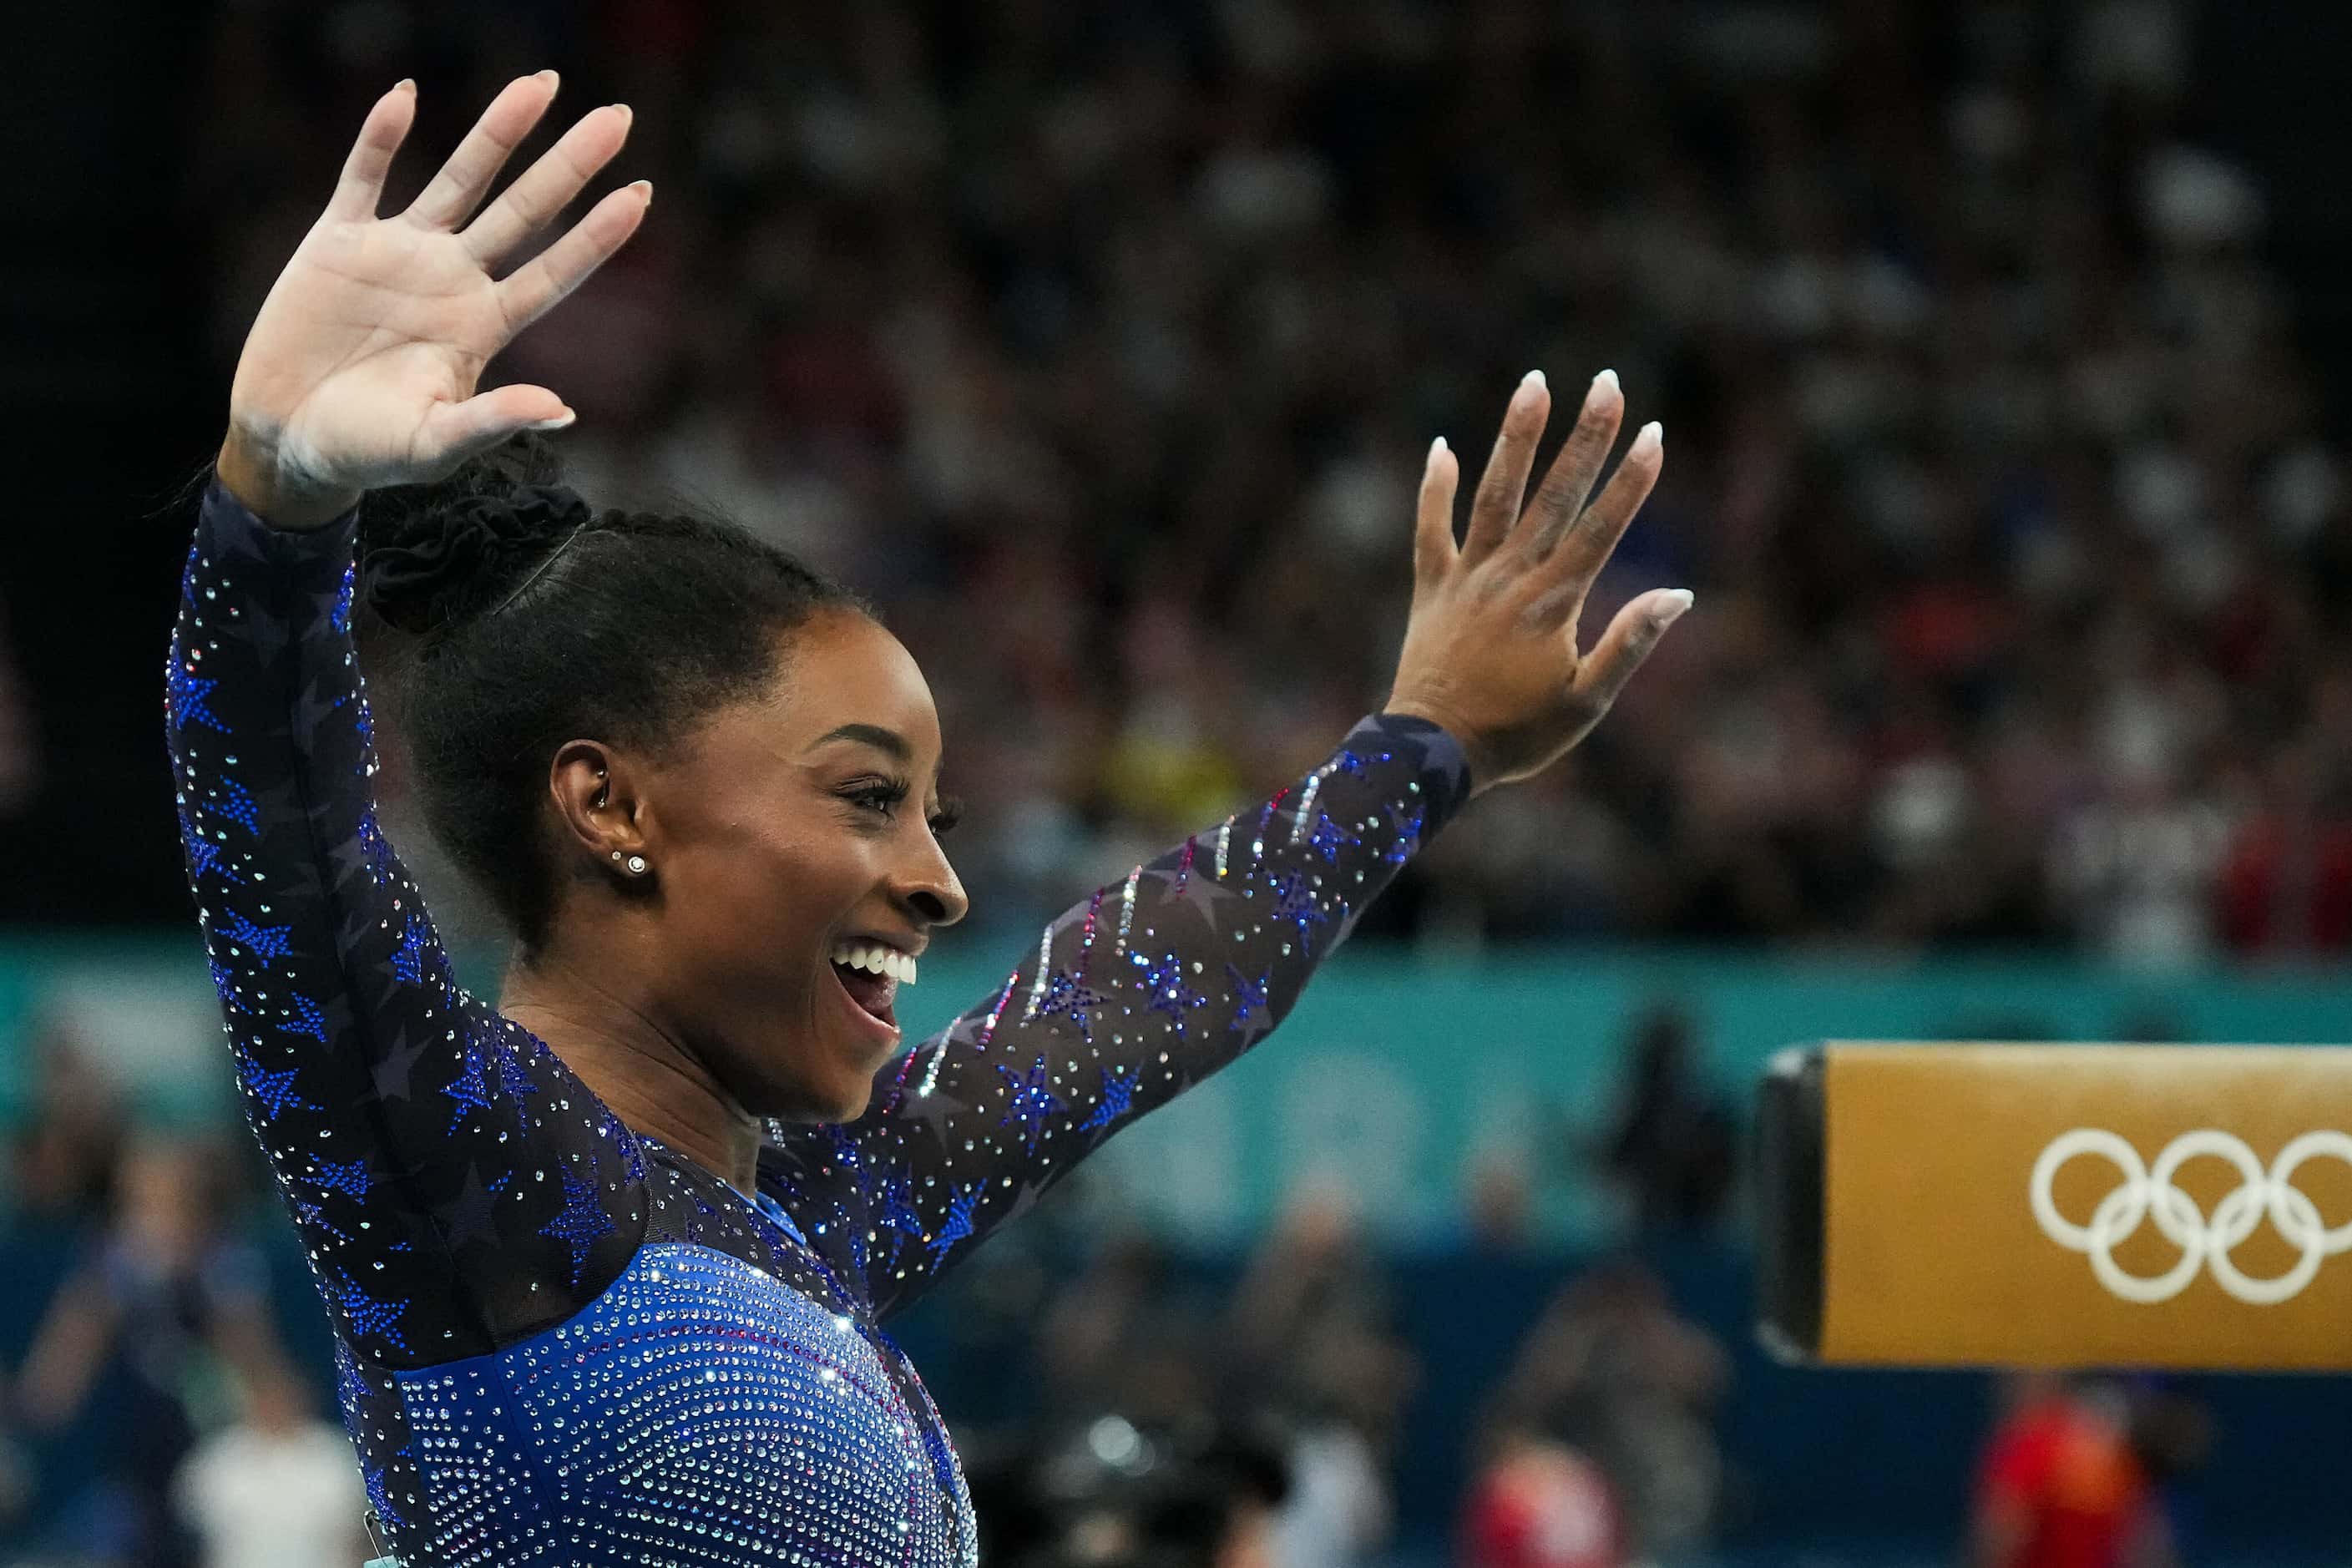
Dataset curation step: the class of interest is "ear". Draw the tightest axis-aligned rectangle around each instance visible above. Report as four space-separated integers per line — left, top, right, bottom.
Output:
549 739 652 873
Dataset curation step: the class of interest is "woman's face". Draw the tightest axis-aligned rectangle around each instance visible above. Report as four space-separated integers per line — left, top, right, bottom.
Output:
635 609 968 1123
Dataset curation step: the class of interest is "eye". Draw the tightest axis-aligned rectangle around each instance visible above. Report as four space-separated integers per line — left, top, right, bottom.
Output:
840 777 909 819
928 796 964 837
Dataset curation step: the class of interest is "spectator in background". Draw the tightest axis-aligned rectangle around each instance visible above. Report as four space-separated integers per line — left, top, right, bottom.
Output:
173 1367 367 1568
1483 1262 1729 1565
174 3 2346 965
1224 1185 1410 1568
1461 1430 1622 1568
1600 1009 1736 1237
2216 727 2352 955
4 1013 126 1233
1462 1148 1540 1257
11 1136 293 1568
1971 1373 2175 1568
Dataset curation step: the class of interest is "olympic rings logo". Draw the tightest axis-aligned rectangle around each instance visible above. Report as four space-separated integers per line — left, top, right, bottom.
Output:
2030 1130 2352 1305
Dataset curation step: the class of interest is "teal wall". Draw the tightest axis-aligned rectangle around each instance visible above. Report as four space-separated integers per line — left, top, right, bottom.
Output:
6 933 2348 1242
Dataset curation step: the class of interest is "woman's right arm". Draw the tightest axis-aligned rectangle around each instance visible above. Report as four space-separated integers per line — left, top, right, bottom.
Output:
176 74 655 1363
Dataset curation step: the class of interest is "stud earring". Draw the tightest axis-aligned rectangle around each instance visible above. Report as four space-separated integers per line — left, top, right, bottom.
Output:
609 851 622 862
625 856 649 875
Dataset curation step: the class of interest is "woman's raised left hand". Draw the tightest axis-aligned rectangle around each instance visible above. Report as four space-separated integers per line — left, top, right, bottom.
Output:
1385 369 1690 793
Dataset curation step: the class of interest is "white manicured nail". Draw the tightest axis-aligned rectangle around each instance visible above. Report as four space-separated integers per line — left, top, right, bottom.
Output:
1632 421 1662 457
1521 369 1546 391
528 411 578 431
1429 436 1449 462
1655 588 1694 626
1587 368 1621 409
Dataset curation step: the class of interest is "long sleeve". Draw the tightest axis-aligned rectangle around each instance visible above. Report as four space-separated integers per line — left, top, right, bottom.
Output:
167 475 648 1368
763 716 1469 1318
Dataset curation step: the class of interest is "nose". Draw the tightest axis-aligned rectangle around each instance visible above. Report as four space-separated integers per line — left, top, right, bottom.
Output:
893 832 969 930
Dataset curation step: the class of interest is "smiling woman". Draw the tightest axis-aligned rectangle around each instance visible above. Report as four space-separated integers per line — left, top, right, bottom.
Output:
175 74 1690 1568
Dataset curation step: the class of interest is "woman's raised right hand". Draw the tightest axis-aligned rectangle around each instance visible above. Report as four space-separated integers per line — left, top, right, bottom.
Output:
216 74 650 528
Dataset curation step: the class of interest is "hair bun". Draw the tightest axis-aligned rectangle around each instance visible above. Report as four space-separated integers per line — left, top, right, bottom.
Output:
361 483 594 635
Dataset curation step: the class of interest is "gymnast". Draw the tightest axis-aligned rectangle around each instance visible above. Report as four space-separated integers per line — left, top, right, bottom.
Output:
172 74 1691 1566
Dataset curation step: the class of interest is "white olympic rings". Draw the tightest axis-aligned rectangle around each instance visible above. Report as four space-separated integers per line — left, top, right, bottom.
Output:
2029 1129 2352 1305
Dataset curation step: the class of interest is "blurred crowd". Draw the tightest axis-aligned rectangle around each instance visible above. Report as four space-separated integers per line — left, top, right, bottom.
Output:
2 999 2234 1568
129 0 2344 963
0 1004 1748 1568
2 993 2238 1567
0 1023 369 1568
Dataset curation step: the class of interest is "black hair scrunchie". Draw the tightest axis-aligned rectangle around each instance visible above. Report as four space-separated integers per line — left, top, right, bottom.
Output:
362 485 595 635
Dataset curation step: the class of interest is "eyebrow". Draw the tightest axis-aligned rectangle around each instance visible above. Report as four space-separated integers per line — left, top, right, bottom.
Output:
806 722 913 763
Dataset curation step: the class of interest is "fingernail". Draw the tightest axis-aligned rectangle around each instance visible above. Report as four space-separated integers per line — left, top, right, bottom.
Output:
1521 369 1546 391
1429 436 1449 462
612 103 634 121
528 411 578 432
1654 588 1694 627
1632 421 1663 457
631 179 654 205
394 78 417 94
534 69 559 87
1587 368 1621 409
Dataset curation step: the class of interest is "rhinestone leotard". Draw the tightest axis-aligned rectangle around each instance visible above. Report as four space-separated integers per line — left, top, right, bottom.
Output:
166 475 1469 1567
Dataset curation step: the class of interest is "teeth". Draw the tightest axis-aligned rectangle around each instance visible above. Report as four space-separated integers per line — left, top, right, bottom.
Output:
829 943 918 986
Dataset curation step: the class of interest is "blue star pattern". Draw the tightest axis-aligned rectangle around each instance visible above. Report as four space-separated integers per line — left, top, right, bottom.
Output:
540 1170 617 1287
495 1039 539 1100
1034 969 1109 1042
390 913 437 986
1077 1065 1141 1133
279 991 328 1044
208 955 245 1014
925 1186 983 1264
878 1171 926 1247
210 777 261 837
1268 870 1329 954
171 462 1470 1568
1386 800 1425 863
440 1040 498 1135
612 1115 648 1184
1307 812 1353 862
995 1055 1065 1151
331 1273 410 1353
219 910 293 969
183 817 242 885
236 1050 316 1122
332 1340 367 1426
312 1156 373 1200
293 1194 351 1242
355 810 397 883
1227 965 1272 1039
167 663 225 733
1133 950 1209 1032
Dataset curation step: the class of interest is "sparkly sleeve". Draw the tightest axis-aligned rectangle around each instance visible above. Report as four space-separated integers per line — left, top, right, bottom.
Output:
167 474 647 1369
766 716 1469 1318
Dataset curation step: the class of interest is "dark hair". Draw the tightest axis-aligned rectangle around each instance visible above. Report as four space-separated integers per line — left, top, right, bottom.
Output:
357 433 868 953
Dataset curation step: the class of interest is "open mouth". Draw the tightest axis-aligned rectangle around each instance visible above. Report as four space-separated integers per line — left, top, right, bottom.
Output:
829 941 915 1037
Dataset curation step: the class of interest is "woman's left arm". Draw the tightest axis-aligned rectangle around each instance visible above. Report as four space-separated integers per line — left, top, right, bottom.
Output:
776 368 1690 1318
